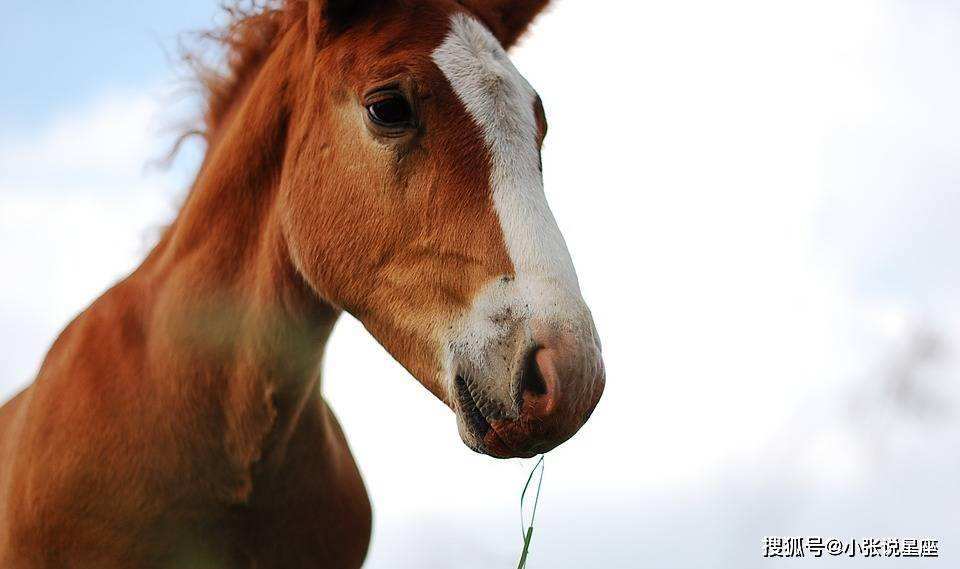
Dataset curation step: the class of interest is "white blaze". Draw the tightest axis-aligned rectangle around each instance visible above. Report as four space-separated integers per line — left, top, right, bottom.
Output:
432 13 589 381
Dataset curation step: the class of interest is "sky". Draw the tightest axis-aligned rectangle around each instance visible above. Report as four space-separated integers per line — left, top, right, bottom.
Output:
2 1 959 567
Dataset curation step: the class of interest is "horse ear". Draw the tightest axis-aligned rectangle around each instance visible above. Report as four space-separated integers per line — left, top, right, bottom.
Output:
305 0 376 34
461 0 552 49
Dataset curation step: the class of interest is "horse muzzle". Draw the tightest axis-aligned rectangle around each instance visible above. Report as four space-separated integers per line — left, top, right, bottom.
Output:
454 322 605 459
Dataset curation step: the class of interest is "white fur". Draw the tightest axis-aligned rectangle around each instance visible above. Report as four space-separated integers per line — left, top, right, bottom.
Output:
432 14 590 388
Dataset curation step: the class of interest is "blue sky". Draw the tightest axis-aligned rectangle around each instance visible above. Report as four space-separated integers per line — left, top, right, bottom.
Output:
1 2 214 128
2 2 959 567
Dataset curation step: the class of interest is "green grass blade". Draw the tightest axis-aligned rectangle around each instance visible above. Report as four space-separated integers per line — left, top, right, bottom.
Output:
517 456 545 568
517 526 534 569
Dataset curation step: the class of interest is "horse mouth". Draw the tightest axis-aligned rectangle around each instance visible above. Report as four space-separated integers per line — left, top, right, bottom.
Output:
455 374 492 442
455 374 525 458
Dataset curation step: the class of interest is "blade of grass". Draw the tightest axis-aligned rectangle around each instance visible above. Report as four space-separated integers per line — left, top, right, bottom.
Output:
517 456 545 569
517 526 534 569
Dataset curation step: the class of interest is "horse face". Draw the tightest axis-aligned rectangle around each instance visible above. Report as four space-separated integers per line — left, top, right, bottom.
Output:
281 0 604 458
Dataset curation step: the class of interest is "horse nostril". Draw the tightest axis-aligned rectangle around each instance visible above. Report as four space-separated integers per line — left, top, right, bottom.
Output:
520 347 547 397
516 347 561 419
488 328 604 456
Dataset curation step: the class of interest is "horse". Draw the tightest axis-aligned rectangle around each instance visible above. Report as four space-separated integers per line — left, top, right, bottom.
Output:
0 0 605 566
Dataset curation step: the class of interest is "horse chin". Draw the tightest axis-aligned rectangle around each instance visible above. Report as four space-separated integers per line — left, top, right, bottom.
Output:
480 428 541 459
456 417 544 459
454 374 539 459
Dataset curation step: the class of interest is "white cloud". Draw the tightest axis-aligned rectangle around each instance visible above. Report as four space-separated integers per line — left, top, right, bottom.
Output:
0 84 201 195
0 86 193 391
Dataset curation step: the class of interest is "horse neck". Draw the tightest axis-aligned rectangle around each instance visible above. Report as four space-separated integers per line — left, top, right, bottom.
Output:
137 25 339 473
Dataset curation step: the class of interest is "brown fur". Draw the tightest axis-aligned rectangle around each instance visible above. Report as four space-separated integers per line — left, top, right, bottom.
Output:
0 1 558 566
460 0 551 48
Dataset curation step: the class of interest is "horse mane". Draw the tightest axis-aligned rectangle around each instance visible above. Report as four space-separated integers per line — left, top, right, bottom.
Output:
184 1 304 142
151 1 306 248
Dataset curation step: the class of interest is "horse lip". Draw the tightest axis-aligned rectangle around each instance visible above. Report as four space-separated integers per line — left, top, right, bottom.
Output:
455 374 491 440
455 373 525 458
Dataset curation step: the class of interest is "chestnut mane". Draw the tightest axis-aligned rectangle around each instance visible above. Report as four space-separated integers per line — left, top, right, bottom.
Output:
187 1 302 140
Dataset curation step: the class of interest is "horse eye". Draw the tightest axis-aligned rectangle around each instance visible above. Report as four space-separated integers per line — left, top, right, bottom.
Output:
367 95 413 127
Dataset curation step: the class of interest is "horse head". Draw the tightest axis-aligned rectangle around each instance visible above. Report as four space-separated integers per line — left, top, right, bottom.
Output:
278 0 605 458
